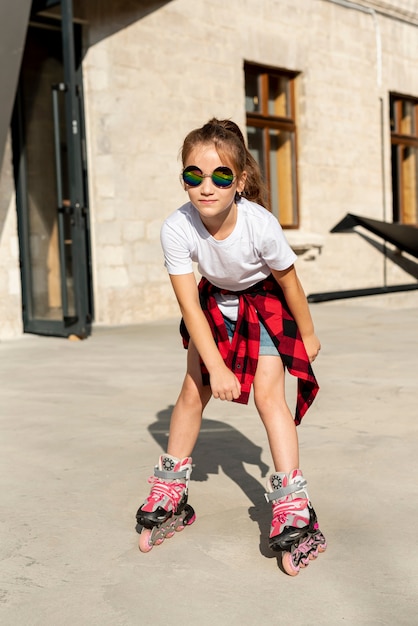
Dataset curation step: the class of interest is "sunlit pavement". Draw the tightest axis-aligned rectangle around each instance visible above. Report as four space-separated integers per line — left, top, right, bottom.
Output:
0 292 417 625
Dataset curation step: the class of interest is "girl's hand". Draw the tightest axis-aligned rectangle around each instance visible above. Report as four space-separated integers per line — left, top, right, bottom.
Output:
302 333 321 363
209 364 241 401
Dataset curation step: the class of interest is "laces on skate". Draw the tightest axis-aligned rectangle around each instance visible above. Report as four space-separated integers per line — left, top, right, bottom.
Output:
146 477 187 512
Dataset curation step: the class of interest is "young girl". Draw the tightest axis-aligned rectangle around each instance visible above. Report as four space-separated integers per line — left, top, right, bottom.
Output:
136 118 326 575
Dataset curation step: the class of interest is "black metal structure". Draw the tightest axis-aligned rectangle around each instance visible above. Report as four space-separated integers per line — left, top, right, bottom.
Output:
12 0 93 337
308 213 418 303
331 213 418 259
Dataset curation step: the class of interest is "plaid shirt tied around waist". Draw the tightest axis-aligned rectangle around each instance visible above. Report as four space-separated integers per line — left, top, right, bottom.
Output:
180 275 319 425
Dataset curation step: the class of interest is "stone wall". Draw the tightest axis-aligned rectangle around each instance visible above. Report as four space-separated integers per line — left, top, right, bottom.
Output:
0 0 417 337
81 0 418 326
0 135 22 339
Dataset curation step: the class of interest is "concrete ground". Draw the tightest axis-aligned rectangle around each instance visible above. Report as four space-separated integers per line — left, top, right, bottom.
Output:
0 293 417 626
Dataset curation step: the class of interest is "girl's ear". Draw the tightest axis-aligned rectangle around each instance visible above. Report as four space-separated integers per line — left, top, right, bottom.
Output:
237 170 247 194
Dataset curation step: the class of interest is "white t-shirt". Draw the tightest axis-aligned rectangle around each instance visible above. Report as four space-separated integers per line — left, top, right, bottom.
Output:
160 197 297 320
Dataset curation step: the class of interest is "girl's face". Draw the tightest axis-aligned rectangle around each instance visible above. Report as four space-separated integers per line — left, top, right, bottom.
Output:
182 143 246 229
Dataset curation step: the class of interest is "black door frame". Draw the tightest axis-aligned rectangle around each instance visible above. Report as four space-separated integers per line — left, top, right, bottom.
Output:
13 0 93 338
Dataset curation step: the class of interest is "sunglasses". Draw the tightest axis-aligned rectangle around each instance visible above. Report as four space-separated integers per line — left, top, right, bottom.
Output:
182 165 236 189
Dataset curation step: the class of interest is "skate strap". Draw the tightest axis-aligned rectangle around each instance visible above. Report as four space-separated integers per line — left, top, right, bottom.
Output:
264 479 307 503
154 467 190 480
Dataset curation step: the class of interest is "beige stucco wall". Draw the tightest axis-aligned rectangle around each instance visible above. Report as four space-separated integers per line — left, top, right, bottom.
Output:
80 0 418 327
0 135 22 339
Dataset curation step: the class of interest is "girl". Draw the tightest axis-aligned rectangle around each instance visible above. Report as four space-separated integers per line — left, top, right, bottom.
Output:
136 118 326 575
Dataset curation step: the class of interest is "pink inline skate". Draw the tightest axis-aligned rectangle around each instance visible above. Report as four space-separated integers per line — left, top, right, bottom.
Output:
265 469 327 576
136 455 195 552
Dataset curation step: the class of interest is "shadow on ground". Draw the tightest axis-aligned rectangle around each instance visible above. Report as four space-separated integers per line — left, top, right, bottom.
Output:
148 405 278 561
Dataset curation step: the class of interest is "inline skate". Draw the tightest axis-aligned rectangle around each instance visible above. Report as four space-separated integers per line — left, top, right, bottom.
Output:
265 469 327 576
136 454 195 552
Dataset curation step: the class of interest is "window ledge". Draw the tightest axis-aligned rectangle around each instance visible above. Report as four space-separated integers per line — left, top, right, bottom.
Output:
285 231 325 261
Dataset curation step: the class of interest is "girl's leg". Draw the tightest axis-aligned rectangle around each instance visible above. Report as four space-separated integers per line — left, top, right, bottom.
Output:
253 355 299 472
137 341 209 550
167 339 212 458
254 356 327 572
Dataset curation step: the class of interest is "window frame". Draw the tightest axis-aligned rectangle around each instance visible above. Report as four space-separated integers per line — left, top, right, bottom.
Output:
390 92 418 225
244 62 300 229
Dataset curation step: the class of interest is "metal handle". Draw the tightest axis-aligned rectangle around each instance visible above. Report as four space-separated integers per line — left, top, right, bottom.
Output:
52 84 69 318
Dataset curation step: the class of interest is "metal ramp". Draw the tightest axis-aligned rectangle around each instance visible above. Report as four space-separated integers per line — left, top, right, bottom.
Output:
331 213 418 260
308 213 418 302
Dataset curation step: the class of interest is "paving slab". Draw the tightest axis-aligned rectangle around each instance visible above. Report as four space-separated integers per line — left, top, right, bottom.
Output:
0 293 417 625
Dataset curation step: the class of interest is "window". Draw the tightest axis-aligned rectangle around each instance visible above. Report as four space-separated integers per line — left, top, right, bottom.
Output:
390 94 418 225
245 63 299 227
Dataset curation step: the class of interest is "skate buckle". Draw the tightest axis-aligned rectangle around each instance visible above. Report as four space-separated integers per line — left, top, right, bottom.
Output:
265 483 299 502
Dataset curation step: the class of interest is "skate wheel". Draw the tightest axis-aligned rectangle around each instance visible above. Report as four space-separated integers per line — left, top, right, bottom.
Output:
318 539 327 553
138 529 153 553
165 531 175 539
282 551 300 576
314 531 327 553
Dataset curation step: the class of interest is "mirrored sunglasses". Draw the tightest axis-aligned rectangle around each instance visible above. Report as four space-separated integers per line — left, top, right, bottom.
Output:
182 165 236 189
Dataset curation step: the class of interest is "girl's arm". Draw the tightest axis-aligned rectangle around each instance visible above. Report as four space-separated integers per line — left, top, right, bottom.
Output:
169 273 241 401
271 265 321 362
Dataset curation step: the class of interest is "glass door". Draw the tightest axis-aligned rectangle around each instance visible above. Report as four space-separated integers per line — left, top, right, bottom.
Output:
12 0 93 337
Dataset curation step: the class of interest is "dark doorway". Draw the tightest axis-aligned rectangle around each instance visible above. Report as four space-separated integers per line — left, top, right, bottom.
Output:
12 0 93 337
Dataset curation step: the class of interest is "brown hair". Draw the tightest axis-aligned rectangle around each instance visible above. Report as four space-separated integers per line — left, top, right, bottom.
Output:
181 118 269 208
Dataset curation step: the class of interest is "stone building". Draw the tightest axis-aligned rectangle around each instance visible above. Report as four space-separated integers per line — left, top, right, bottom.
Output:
0 0 417 340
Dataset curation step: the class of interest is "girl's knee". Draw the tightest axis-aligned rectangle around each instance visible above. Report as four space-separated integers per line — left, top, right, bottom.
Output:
254 384 276 409
254 395 275 417
179 376 210 409
254 389 289 418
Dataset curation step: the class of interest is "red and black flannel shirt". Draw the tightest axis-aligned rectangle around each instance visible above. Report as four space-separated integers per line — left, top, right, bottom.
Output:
180 275 319 425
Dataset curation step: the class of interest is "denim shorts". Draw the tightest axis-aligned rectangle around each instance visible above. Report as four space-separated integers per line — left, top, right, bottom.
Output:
223 315 279 356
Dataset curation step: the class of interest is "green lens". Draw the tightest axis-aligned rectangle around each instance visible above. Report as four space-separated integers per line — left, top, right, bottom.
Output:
212 167 234 188
182 167 203 187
